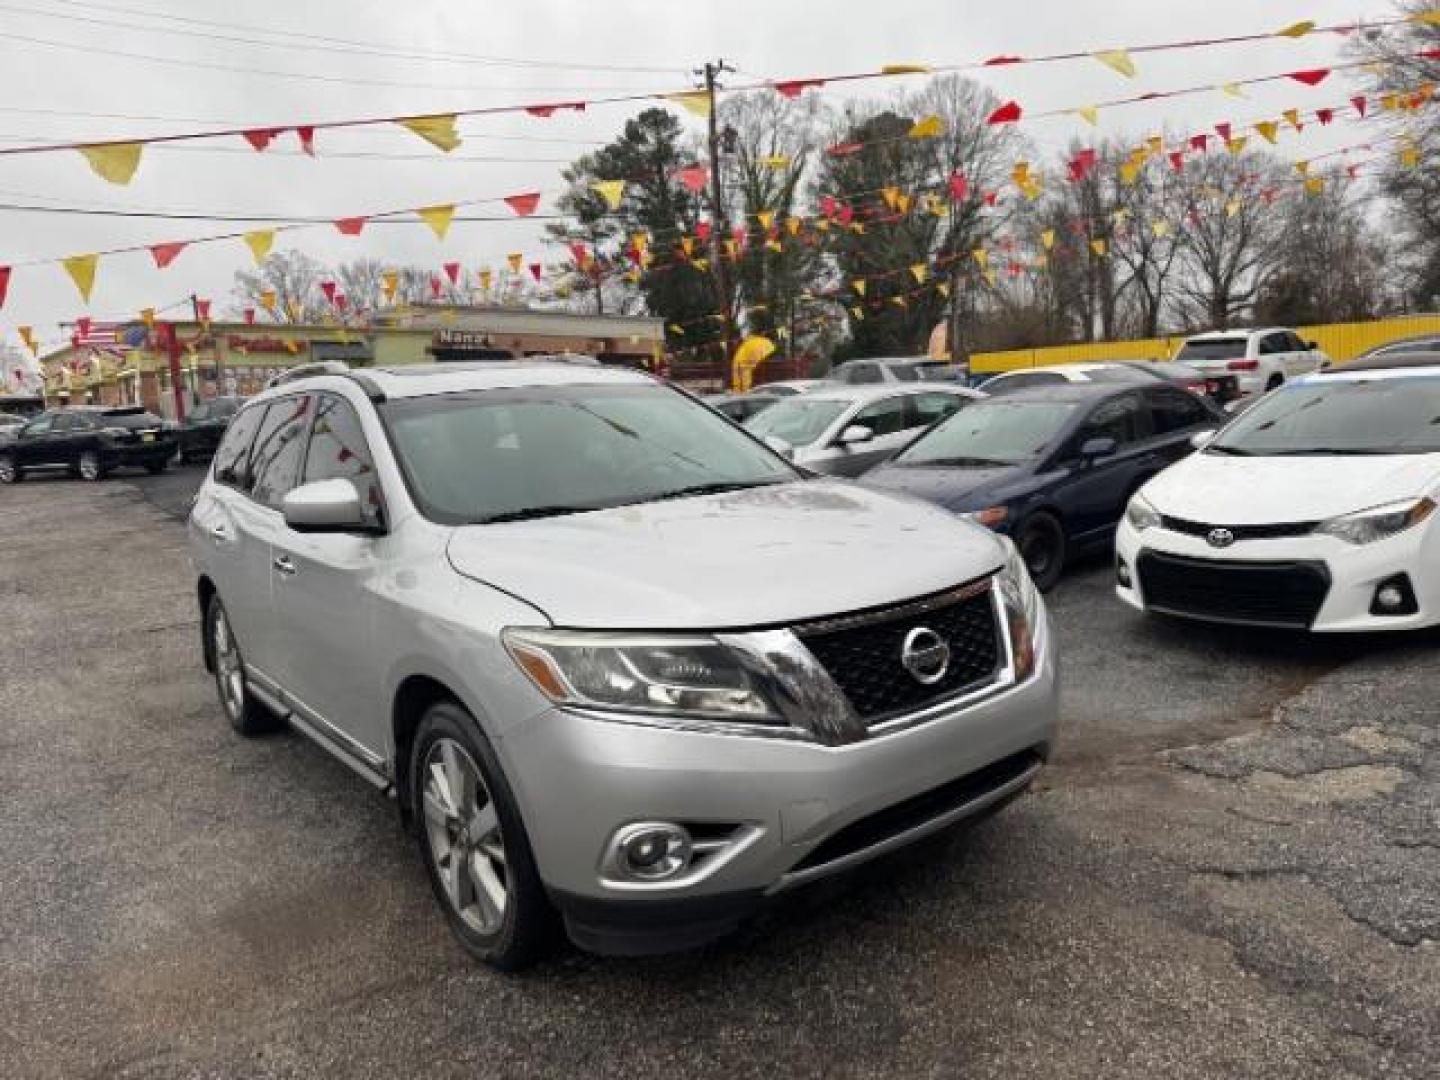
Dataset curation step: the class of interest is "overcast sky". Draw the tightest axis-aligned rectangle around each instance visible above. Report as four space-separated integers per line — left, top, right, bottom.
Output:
0 0 1392 353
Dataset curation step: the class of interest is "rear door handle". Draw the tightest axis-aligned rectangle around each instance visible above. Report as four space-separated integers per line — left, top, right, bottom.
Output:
209 522 228 540
273 554 298 577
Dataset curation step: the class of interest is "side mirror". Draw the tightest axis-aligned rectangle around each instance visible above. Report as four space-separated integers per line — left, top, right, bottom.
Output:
1079 436 1117 461
1190 429 1217 451
762 434 795 460
836 424 874 447
1305 340 1319 351
282 478 379 534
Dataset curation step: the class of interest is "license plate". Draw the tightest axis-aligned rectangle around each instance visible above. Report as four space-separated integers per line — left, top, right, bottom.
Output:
141 432 155 443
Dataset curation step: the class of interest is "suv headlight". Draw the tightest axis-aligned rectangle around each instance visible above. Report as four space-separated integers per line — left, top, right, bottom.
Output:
1313 497 1435 545
502 629 783 723
995 540 1042 682
1125 492 1161 533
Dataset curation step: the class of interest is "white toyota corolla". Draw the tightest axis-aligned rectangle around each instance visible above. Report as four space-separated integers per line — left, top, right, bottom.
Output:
1116 366 1440 632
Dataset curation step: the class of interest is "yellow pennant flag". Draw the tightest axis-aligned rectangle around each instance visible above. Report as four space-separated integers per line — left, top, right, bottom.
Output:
910 263 928 284
1040 229 1055 250
1011 161 1031 187
680 237 695 257
1276 20 1315 37
759 155 790 170
62 253 99 302
1409 10 1440 25
1151 220 1171 238
851 306 865 321
852 279 867 296
1225 199 1242 218
591 180 626 210
243 230 274 264
18 326 35 352
1294 160 1310 176
507 253 523 273
908 114 945 139
1255 121 1279 144
786 217 802 235
1113 208 1131 223
972 248 989 269
1119 161 1141 186
381 270 399 300
851 223 866 235
1075 106 1100 126
765 239 782 252
1305 177 1325 196
78 142 143 185
478 269 493 291
1146 135 1164 157
140 307 155 327
1283 109 1302 130
1093 49 1137 78
1402 145 1422 169
881 64 930 74
397 115 462 152
666 91 711 118
1226 137 1249 155
756 210 775 230
285 299 301 321
1090 239 1108 257
890 296 907 309
723 239 738 259
937 282 951 297
1381 93 1401 112
896 193 913 213
418 204 456 239
983 270 997 287
1220 83 1247 99
260 289 277 311
881 186 901 210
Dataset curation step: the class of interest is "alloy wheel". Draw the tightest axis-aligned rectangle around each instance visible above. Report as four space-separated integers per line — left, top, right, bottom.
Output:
0 456 15 483
78 452 101 481
211 606 245 722
421 738 509 935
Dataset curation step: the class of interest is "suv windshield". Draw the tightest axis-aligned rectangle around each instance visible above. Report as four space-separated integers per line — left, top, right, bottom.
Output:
97 410 163 430
1175 338 1249 362
381 382 797 524
894 399 1079 466
744 397 850 447
1210 376 1440 456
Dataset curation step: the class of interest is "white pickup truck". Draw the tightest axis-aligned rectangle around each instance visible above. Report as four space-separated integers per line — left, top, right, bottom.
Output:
1173 328 1329 400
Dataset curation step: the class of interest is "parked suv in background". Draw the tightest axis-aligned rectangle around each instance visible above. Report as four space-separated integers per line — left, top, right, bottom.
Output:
188 361 1058 968
1174 328 1327 398
178 395 244 463
0 406 176 483
829 357 941 385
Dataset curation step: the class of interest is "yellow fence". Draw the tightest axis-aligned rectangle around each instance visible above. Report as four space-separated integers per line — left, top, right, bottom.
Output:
969 314 1440 373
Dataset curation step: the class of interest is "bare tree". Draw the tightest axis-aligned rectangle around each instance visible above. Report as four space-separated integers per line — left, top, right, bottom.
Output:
231 250 329 323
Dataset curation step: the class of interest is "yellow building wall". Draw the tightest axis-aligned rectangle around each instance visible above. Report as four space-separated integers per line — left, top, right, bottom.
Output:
970 315 1440 373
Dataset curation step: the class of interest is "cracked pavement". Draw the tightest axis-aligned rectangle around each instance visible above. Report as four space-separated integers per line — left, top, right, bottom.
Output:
1 469 1437 1079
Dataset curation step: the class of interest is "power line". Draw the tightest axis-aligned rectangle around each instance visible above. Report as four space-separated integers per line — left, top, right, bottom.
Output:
24 0 690 74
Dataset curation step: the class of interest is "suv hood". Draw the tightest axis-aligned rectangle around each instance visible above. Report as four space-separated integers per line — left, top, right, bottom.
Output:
861 462 1031 513
1144 451 1440 523
446 480 1006 629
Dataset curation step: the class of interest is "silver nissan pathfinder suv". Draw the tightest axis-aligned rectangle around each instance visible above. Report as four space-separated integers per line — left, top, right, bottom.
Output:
189 361 1059 968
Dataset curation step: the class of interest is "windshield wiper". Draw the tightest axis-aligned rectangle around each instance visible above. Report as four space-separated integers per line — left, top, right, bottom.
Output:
1206 445 1255 456
1263 447 1397 456
649 480 783 502
474 504 599 524
903 455 1015 467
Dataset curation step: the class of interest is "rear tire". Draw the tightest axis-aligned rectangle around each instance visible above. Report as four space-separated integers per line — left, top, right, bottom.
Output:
1015 512 1066 592
0 454 20 484
1265 373 1284 392
203 595 281 736
77 450 105 482
411 702 555 970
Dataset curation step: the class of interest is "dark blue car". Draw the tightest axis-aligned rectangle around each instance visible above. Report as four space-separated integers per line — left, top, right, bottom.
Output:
860 383 1222 590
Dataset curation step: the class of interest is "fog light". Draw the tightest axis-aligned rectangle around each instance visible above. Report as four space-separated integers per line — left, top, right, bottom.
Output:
1116 559 1132 588
615 823 692 881
1369 574 1418 617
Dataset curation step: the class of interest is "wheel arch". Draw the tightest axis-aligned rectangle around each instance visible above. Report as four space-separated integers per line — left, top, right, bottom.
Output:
392 672 477 826
197 576 217 672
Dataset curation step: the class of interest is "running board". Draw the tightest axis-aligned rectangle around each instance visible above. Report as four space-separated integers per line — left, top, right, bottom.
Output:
247 682 393 795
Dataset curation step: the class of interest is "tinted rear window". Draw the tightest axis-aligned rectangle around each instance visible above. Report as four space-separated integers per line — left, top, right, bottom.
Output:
1175 338 1249 361
99 411 163 430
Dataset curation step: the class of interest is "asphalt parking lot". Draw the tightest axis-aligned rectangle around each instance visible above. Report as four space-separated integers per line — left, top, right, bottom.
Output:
2 466 1437 1079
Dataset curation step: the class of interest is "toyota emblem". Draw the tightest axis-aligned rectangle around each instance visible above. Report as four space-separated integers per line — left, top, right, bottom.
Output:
1206 527 1236 548
900 627 951 686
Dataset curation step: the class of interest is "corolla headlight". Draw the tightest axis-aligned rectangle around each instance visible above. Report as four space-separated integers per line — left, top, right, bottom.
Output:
1313 497 1436 545
1125 491 1162 533
996 540 1042 682
502 628 782 723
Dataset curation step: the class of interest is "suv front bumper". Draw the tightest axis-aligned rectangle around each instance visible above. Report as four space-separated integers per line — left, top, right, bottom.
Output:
497 618 1058 954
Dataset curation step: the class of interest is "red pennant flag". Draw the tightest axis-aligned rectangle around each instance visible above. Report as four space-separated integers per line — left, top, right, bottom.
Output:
732 226 747 247
335 294 348 312
296 126 315 156
1190 133 1209 152
504 192 541 217
773 78 825 98
569 242 590 265
150 241 187 269
77 316 92 337
1067 149 1098 182
1215 122 1233 142
983 191 998 207
242 128 279 151
334 217 366 236
1168 151 1186 173
1422 48 1440 59
826 141 864 156
838 205 854 225
525 101 585 117
1260 188 1278 205
243 308 255 325
443 261 460 284
196 299 211 320
430 275 442 299
529 262 543 282
986 100 1022 125
1316 108 1335 126
0 265 10 310
1351 95 1368 117
321 281 337 303
675 164 709 193
695 221 712 243
984 55 1023 66
1287 68 1331 87
1347 164 1361 180
821 195 838 218
948 171 969 201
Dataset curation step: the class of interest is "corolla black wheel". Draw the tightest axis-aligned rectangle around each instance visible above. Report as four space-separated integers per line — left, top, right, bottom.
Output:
0 454 20 484
1016 512 1066 592
77 450 105 482
411 702 554 970
145 460 166 475
1266 374 1284 391
204 595 280 736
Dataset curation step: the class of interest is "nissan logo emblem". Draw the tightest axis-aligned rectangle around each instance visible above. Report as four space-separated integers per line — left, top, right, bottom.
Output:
900 627 951 686
1207 527 1236 548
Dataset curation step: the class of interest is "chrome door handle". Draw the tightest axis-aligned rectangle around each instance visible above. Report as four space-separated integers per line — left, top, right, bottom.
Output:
273 554 297 577
209 523 228 539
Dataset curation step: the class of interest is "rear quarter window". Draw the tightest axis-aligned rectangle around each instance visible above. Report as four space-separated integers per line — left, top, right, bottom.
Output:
212 402 270 491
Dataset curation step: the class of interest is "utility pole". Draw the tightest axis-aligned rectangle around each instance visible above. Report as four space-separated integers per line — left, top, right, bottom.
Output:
697 59 737 386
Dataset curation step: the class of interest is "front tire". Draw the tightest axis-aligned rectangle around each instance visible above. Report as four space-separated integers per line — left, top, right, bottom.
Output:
204 595 280 736
411 702 554 970
1266 373 1284 392
77 450 106 482
0 454 20 484
1016 512 1066 592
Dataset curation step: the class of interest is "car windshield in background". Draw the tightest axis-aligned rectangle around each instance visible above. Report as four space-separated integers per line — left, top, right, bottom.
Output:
99 411 163 430
1175 338 1249 362
381 383 796 525
1210 376 1440 456
209 399 240 418
744 397 850 447
894 400 1079 466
